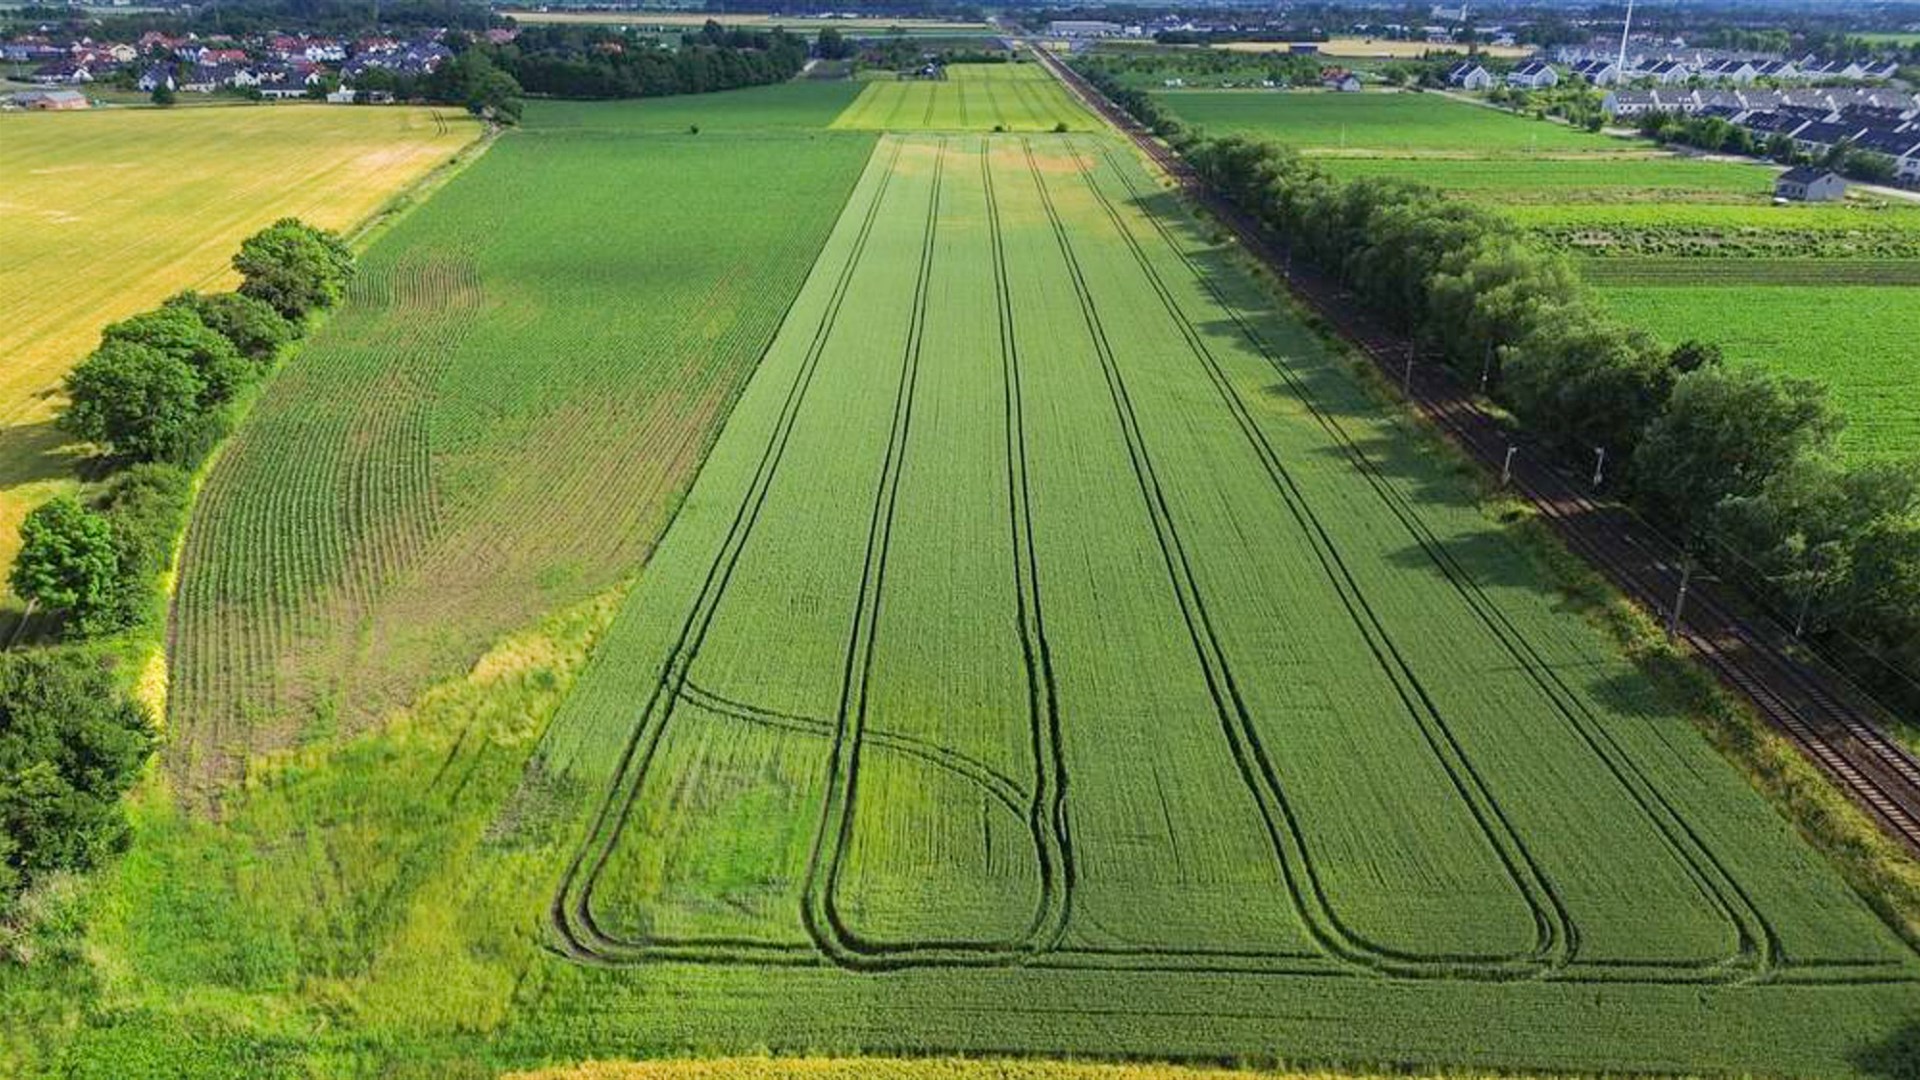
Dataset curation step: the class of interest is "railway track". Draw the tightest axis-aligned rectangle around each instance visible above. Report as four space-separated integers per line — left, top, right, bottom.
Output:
1035 46 1920 858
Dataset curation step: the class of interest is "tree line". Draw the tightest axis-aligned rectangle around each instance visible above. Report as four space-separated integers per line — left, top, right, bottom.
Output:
1078 64 1920 714
1 220 355 915
480 22 809 101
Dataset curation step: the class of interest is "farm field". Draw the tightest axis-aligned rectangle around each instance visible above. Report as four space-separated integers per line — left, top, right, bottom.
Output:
832 62 1101 132
164 93 874 799
1153 89 1616 154
529 133 1918 1069
1314 154 1776 200
9 125 1915 1078
502 8 988 30
1600 283 1920 460
1211 37 1533 59
0 104 480 612
1148 88 1920 456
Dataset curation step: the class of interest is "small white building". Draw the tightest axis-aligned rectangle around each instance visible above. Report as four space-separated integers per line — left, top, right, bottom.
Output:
1774 166 1846 202
1444 60 1492 90
1570 58 1620 86
1506 60 1559 89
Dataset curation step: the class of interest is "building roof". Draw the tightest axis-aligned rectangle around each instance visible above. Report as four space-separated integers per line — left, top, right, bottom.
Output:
1778 165 1839 184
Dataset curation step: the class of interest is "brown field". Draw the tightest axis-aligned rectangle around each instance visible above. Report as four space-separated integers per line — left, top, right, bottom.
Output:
0 103 480 615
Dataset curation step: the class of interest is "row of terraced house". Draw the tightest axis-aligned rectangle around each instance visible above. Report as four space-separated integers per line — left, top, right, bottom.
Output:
3 27 513 96
1605 87 1920 186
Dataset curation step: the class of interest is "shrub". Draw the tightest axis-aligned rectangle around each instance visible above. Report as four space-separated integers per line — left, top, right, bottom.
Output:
0 651 154 911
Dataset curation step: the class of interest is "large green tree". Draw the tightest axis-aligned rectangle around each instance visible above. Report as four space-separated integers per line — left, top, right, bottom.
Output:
61 340 207 462
101 305 249 404
164 290 296 365
232 218 356 320
9 498 121 637
1633 365 1841 533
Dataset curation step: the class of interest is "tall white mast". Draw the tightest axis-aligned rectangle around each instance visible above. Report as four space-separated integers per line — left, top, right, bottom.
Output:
1617 0 1634 73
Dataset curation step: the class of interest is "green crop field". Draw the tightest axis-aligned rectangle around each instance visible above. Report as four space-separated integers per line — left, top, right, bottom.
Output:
832 62 1101 131
1601 283 1920 460
1315 154 1777 201
1153 90 1615 154
163 92 875 798
9 74 1920 1080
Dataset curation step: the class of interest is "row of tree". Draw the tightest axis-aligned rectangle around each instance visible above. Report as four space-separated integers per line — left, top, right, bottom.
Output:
2 219 353 914
1078 63 1920 712
12 220 353 642
482 23 809 101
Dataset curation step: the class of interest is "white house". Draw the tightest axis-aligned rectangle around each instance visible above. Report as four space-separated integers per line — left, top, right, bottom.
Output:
1774 166 1846 202
1570 58 1619 86
1639 59 1692 85
1507 60 1558 89
1444 60 1492 90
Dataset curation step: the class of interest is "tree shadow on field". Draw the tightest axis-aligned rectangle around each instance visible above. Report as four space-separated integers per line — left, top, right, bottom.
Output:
0 416 81 492
1853 1017 1920 1080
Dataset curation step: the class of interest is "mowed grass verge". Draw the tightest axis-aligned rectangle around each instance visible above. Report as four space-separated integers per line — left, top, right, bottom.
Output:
832 62 1100 131
165 91 874 798
0 104 480 606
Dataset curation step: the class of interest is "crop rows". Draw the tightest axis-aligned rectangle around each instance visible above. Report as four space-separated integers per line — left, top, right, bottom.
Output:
167 115 876 794
1600 282 1920 460
831 65 1099 132
536 134 1920 993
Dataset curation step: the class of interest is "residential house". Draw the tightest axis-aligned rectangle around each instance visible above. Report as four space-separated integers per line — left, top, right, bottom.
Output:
1792 120 1867 156
1443 60 1492 90
1639 59 1692 85
1570 58 1619 86
1774 166 1846 201
1506 60 1558 89
1701 58 1759 84
1046 20 1122 37
1321 68 1362 92
136 63 174 91
31 59 91 84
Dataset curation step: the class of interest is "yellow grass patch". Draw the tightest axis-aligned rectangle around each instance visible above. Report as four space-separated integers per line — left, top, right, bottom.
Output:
1213 38 1532 59
0 103 480 607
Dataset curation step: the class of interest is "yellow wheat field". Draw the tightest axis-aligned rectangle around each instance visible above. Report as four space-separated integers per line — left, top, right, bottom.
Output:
0 103 479 606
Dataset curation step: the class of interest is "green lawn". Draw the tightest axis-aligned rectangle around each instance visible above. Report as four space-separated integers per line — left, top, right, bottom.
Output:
1601 283 1920 460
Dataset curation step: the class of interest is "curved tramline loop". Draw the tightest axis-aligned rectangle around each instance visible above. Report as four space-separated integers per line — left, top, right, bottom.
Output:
1051 45 1919 985
1023 137 1558 981
1058 139 1581 977
1072 137 1787 985
553 138 1072 971
801 137 1074 969
552 139 912 968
